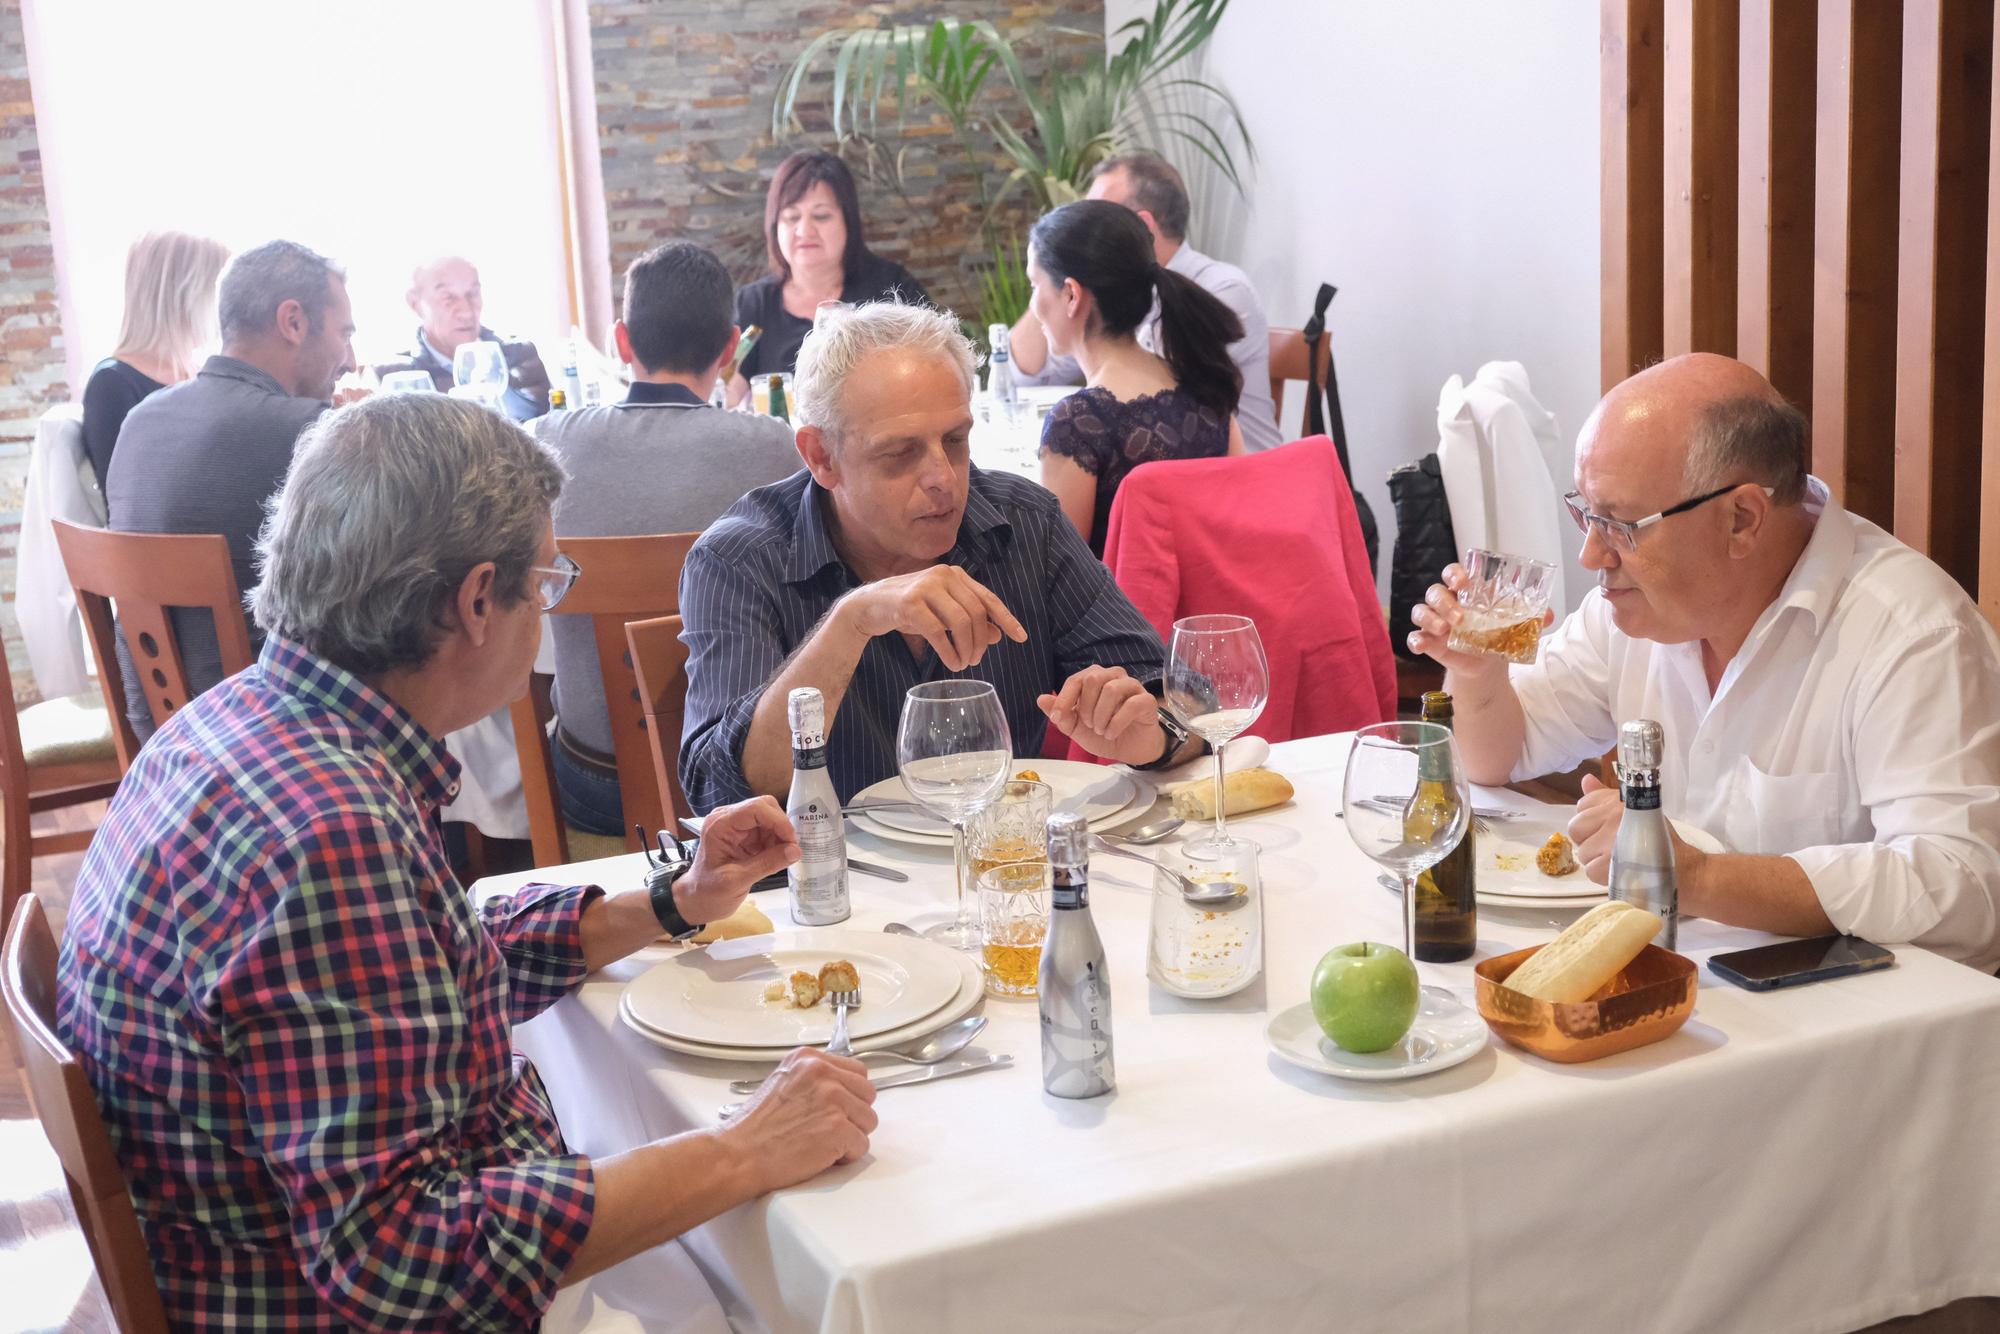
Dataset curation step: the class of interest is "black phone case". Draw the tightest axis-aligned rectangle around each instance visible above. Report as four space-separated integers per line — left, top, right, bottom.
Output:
1706 954 1894 991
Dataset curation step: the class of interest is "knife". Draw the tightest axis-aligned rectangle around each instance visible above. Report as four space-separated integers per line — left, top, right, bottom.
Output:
1354 796 1521 821
718 1053 1012 1119
679 817 911 883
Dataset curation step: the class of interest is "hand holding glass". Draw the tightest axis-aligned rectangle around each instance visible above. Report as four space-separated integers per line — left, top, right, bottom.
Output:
896 681 1012 950
1446 549 1557 665
1164 615 1269 857
1341 722 1470 965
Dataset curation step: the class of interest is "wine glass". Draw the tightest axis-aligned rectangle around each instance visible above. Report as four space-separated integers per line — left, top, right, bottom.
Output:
1163 614 1269 858
452 339 509 403
897 680 1013 950
1341 722 1470 970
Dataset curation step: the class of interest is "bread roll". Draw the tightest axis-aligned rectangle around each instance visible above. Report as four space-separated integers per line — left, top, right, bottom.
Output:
688 899 774 944
1167 767 1294 821
817 959 860 993
1502 900 1663 1002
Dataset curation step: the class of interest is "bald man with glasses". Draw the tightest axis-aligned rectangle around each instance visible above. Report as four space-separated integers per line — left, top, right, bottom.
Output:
1411 353 2000 973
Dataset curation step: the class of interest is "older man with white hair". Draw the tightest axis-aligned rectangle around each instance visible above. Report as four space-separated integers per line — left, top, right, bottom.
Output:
678 301 1204 812
1412 352 2000 972
59 394 875 1328
373 254 552 420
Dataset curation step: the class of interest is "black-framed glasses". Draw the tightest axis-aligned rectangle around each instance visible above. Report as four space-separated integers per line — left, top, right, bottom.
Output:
1562 482 1775 553
529 553 580 610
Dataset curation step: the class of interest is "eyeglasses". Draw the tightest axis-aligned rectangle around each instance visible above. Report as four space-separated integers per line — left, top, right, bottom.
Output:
1562 482 1776 553
528 553 580 610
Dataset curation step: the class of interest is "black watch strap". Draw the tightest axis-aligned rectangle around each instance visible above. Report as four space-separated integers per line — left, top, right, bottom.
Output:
1129 707 1191 772
646 859 699 939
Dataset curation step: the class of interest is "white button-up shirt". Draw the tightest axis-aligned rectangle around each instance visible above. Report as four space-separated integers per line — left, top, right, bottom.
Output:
1510 478 2000 972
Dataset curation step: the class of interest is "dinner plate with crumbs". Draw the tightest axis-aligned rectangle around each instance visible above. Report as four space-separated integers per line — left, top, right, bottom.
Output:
849 759 1153 845
622 931 961 1048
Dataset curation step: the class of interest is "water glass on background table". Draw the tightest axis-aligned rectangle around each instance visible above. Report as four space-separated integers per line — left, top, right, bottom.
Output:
1447 548 1558 664
970 779 1051 880
1164 614 1270 859
380 369 437 394
1341 722 1470 975
897 680 1012 950
452 339 509 399
978 860 1051 998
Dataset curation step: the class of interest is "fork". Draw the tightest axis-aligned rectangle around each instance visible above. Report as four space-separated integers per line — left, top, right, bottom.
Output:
1346 798 1495 836
826 985 860 1058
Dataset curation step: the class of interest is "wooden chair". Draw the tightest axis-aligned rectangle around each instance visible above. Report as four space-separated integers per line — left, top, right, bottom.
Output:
0 648 120 936
50 520 252 772
510 532 698 867
3 894 171 1333
1267 326 1333 440
624 615 692 828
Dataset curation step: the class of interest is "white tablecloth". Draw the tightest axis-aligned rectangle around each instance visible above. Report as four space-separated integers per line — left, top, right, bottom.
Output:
475 734 2000 1334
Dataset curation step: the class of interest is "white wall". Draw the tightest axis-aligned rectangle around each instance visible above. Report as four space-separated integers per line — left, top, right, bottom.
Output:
1110 0 1599 609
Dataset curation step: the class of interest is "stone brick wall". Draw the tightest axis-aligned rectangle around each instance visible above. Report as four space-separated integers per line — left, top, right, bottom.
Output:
587 0 1103 320
0 0 67 704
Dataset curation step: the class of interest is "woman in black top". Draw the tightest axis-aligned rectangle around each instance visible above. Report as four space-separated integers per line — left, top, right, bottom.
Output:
729 151 931 401
81 230 229 494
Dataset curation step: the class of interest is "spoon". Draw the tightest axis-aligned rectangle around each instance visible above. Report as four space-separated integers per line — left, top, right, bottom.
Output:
882 921 922 938
1089 837 1244 908
725 1015 990 1093
1097 816 1186 847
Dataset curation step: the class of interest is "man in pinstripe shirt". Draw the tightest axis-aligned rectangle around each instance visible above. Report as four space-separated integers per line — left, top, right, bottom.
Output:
679 302 1202 811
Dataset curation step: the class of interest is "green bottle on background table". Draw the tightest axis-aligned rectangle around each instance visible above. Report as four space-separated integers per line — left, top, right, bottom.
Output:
767 373 789 423
1411 690 1477 962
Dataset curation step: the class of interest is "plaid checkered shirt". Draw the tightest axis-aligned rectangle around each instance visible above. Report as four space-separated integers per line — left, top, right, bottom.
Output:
58 637 599 1330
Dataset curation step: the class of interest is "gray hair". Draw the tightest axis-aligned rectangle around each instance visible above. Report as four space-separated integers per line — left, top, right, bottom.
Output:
792 300 976 443
251 395 564 676
1683 395 1810 507
218 239 345 342
1093 152 1191 241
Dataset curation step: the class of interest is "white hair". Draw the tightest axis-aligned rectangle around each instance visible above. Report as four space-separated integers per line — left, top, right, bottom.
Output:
791 300 975 442
1683 395 1811 507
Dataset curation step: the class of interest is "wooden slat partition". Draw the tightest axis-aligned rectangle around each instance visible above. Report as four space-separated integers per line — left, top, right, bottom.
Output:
1736 0 1816 406
1608 0 2000 633
1603 0 1667 390
1663 0 1739 357
1893 0 1992 596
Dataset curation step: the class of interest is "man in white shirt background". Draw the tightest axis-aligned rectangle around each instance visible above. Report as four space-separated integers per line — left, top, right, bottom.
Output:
1008 152 1282 453
1410 353 2000 972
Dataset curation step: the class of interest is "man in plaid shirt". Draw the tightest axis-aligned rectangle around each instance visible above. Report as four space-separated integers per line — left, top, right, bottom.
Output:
58 394 877 1330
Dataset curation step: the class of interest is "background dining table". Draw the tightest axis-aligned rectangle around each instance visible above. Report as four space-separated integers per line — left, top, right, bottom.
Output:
474 732 2000 1334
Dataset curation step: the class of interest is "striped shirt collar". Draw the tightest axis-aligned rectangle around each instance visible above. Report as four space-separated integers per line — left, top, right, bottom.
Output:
257 636 461 808
781 469 1015 587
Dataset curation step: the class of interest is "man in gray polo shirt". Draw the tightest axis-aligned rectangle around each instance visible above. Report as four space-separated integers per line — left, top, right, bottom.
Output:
533 241 800 834
107 240 355 740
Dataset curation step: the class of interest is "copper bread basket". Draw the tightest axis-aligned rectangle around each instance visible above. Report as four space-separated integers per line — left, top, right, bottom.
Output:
1474 943 1696 1063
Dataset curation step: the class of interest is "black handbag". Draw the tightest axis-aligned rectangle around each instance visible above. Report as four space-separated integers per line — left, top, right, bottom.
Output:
1386 453 1459 662
1302 283 1379 576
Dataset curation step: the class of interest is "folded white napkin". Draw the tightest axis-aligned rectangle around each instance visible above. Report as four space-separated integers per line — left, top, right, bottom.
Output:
1155 735 1270 788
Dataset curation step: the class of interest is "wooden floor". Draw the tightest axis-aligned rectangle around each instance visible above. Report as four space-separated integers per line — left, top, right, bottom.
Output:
4 802 1994 1334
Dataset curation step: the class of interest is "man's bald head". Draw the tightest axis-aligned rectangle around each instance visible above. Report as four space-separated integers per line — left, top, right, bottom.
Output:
1581 353 1809 509
407 256 484 357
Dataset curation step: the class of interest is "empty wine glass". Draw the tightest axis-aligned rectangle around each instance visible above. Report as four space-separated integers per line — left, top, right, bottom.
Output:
897 680 1013 950
1341 722 1470 969
1163 614 1269 858
452 339 509 403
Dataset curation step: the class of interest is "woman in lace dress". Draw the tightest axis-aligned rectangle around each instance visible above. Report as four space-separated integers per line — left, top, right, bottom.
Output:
1026 199 1245 554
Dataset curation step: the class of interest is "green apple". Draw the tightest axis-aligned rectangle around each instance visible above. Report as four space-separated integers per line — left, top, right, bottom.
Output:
1311 943 1420 1053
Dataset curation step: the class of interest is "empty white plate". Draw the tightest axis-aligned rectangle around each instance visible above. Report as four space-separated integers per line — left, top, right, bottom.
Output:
1266 990 1487 1081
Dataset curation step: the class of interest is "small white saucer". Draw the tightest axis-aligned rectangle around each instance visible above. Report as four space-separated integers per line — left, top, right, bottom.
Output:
1266 990 1487 1081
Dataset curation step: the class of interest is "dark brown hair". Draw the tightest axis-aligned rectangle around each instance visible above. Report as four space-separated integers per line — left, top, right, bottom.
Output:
764 151 869 282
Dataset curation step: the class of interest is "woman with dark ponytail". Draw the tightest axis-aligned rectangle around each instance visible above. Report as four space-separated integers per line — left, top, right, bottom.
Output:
1027 199 1245 553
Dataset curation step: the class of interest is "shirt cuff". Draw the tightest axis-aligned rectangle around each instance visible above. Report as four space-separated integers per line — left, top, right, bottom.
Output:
480 1155 597 1331
481 882 600 1022
1785 844 1945 946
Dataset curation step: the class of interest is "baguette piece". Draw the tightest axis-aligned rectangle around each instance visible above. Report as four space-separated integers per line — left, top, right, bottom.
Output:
817 959 860 993
688 899 774 944
1167 767 1295 821
1502 900 1663 1002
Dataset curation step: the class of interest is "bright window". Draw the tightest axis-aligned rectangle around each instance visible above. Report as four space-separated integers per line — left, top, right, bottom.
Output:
23 0 574 390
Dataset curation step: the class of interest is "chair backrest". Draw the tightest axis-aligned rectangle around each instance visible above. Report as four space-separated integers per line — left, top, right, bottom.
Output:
625 614 692 826
512 532 699 864
50 520 251 771
1266 327 1332 438
2 895 171 1333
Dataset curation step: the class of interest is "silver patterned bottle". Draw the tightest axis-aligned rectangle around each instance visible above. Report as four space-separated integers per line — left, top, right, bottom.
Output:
1038 812 1115 1098
785 688 850 926
1608 718 1677 950
987 322 1019 413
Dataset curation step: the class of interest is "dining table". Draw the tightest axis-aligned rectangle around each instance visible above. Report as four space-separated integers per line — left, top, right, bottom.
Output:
473 732 2000 1334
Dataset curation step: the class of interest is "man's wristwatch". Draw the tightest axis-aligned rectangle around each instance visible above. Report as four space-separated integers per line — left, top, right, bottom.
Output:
1129 707 1192 772
644 847 701 940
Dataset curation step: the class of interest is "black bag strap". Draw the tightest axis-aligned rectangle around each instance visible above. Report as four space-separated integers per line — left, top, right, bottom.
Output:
1300 282 1353 479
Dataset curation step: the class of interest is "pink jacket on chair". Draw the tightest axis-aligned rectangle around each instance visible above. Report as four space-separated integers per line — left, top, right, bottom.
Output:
1099 436 1396 744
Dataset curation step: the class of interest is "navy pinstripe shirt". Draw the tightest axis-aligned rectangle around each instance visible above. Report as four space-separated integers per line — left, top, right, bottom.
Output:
678 467 1166 810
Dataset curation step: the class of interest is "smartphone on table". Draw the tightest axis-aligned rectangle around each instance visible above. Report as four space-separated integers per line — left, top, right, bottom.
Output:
1707 935 1895 991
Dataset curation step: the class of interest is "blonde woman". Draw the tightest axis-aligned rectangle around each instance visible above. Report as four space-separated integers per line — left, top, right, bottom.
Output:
81 230 229 492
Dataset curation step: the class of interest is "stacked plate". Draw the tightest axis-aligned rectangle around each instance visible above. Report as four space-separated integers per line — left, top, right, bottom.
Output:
620 930 983 1063
847 758 1156 847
